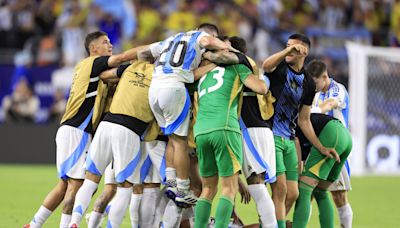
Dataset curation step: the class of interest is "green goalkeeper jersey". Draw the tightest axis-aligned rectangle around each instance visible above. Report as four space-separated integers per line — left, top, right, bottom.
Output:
194 64 251 137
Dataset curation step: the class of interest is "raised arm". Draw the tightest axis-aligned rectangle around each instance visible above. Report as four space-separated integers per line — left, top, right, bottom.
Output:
199 36 237 52
107 44 150 67
312 98 338 113
262 44 307 73
99 68 119 84
243 74 268 95
203 50 239 65
193 62 217 81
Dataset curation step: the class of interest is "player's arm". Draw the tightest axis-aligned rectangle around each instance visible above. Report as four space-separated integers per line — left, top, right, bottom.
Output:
313 98 338 113
137 41 164 62
199 36 237 52
107 44 150 67
262 44 308 73
294 137 304 174
203 50 239 64
243 74 269 95
297 105 340 162
193 61 217 81
99 64 130 83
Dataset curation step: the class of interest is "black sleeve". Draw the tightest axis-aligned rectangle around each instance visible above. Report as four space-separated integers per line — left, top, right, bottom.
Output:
234 52 253 72
116 64 130 78
266 61 286 85
91 56 111 77
301 73 316 106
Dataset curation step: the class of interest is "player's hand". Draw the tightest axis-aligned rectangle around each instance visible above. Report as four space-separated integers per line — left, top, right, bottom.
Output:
238 180 251 204
287 44 308 56
320 146 340 162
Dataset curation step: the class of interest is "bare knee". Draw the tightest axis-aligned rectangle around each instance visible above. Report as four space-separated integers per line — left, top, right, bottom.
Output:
272 180 287 201
93 184 116 212
331 190 348 207
62 179 83 213
220 175 239 199
246 173 264 185
201 186 218 201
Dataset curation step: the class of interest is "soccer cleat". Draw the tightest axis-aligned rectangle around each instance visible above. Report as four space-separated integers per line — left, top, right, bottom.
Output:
174 190 197 208
70 224 78 228
164 179 177 200
23 224 30 228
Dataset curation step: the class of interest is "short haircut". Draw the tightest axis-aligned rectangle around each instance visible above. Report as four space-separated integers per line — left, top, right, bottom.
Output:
306 59 327 78
198 23 219 35
217 35 229 41
229 36 247 53
84 31 107 55
288 33 311 49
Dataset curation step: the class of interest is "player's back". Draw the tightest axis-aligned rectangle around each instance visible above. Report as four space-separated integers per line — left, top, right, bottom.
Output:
194 64 250 136
313 79 349 127
152 30 208 85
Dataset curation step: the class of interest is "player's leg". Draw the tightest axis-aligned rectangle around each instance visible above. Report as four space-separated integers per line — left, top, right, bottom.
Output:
194 132 219 228
129 184 143 228
69 122 113 226
292 175 319 228
284 140 299 215
107 124 142 227
331 190 353 228
313 180 335 228
271 136 288 228
214 131 242 228
241 127 277 228
27 179 68 228
62 178 83 228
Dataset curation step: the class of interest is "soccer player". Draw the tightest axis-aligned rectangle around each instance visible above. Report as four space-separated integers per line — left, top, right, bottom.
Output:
307 59 353 228
25 31 147 228
68 60 156 227
203 36 277 228
139 23 236 207
293 113 350 228
193 57 269 227
262 33 337 228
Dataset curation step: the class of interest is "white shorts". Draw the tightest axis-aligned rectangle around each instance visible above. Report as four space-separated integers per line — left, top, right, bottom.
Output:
148 86 191 136
328 161 352 191
56 125 92 180
104 163 116 185
85 121 142 184
140 140 167 183
241 127 276 183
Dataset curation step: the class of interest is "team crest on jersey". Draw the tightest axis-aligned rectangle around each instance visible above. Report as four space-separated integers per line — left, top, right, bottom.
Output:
129 72 148 88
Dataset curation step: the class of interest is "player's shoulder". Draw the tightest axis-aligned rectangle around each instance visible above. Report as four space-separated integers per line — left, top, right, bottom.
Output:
330 79 347 95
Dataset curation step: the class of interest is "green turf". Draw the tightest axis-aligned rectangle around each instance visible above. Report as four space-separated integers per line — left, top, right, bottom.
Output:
1 164 399 227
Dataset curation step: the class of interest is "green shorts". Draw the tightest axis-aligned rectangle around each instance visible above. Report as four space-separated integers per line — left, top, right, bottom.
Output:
195 130 242 177
274 136 298 181
303 120 352 182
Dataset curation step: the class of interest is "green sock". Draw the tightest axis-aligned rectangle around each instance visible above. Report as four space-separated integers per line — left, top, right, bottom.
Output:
293 181 314 228
194 198 212 228
313 188 334 228
215 196 234 228
277 220 286 228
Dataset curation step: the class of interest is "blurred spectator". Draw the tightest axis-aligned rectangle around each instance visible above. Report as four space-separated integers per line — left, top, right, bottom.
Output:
165 1 196 35
390 0 400 47
1 78 40 123
56 0 87 66
48 89 66 122
8 0 35 49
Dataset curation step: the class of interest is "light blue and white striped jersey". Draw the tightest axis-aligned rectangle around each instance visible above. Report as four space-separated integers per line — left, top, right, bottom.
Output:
311 78 349 128
149 30 209 85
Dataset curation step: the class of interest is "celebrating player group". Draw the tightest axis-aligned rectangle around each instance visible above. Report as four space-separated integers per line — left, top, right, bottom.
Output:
24 22 353 228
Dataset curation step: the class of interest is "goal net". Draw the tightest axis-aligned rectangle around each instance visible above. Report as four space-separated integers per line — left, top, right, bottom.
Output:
346 42 400 175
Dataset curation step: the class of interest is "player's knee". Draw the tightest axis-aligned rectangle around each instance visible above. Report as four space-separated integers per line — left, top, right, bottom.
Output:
286 187 299 203
331 190 348 207
272 181 287 200
201 186 217 200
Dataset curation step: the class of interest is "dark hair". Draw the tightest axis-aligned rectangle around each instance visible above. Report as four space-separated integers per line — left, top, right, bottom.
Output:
306 59 327 78
217 35 229 41
84 31 107 55
288 33 311 49
229 36 247 53
198 23 219 35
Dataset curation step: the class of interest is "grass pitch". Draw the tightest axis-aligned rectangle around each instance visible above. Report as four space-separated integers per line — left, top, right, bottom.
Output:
1 164 399 227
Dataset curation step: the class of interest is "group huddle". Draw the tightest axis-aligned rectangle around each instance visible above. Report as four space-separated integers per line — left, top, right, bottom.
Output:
25 23 353 228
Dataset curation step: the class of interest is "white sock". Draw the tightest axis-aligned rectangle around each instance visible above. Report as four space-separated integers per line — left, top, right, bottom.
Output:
165 167 176 182
59 213 71 228
338 203 353 228
129 193 142 228
248 184 277 228
88 211 104 228
162 200 183 228
69 179 98 226
107 187 132 228
154 188 169 227
139 187 160 227
29 205 52 227
176 178 190 193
